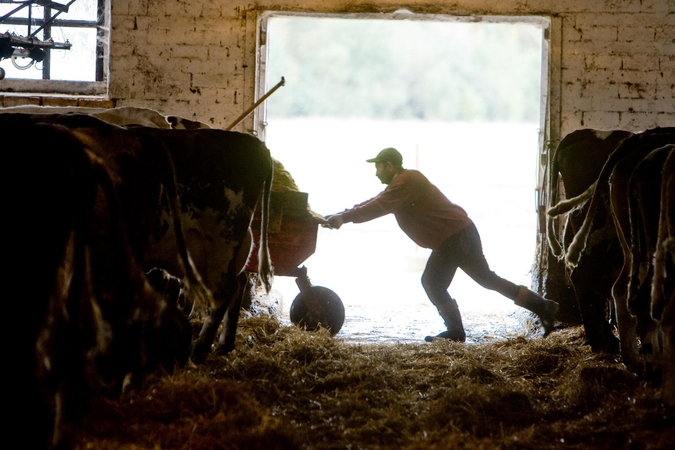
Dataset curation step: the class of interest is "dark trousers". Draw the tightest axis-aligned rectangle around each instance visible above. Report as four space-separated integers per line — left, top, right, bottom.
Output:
421 223 520 310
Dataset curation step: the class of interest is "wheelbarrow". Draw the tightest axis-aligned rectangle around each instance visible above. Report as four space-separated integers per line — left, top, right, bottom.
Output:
245 191 345 335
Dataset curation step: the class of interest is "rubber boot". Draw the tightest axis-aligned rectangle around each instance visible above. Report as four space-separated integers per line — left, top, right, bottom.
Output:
425 298 466 343
514 286 559 336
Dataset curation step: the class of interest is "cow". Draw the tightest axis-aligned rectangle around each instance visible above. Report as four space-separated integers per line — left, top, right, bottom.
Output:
0 105 211 130
10 112 274 362
6 117 192 449
554 129 674 388
146 267 191 315
546 129 633 354
10 119 105 450
653 147 675 407
623 145 674 381
546 129 633 258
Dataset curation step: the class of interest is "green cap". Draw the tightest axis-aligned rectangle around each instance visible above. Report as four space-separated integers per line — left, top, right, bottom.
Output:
366 147 403 165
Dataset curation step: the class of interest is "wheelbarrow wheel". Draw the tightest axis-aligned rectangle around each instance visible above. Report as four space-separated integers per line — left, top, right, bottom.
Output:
290 286 345 336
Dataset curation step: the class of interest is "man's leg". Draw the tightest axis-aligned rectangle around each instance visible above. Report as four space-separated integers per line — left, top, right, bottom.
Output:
456 224 559 336
421 236 466 342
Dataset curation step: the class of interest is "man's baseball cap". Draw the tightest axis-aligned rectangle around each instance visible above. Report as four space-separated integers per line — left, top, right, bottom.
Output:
366 147 403 165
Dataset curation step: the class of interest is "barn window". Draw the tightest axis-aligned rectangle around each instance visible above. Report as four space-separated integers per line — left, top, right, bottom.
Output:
0 0 108 94
257 12 550 342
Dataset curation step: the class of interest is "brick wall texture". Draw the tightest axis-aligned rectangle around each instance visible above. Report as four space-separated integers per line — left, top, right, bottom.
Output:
1 0 673 136
558 3 674 134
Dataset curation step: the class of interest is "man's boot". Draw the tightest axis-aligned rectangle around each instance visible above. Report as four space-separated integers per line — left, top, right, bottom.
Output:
514 286 559 336
425 298 466 343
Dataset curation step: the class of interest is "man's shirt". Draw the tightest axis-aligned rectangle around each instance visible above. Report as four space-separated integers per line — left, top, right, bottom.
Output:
339 169 473 250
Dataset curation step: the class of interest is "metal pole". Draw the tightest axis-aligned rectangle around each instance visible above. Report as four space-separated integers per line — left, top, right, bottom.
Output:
225 76 285 131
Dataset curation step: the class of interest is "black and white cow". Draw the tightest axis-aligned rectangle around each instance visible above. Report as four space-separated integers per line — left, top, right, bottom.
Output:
546 129 633 353
547 129 633 258
551 129 674 396
13 112 274 362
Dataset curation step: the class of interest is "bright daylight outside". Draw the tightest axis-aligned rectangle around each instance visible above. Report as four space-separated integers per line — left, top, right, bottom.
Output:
262 15 546 344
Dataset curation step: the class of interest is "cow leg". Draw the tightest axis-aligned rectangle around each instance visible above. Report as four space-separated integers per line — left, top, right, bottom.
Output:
191 271 242 362
215 230 256 356
662 292 675 408
191 299 230 362
638 312 663 387
608 163 642 373
571 259 620 354
632 276 664 387
216 271 251 355
611 276 641 372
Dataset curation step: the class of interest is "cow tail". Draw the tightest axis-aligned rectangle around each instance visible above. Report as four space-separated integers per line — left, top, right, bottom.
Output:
258 160 274 293
161 149 217 311
546 142 564 259
548 182 597 217
565 135 634 268
565 170 609 267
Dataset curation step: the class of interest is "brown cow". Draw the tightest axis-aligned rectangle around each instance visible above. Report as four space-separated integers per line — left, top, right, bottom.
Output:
6 117 192 449
645 145 675 407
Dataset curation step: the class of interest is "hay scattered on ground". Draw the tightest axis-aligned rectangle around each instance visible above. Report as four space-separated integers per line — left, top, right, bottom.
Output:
78 315 675 449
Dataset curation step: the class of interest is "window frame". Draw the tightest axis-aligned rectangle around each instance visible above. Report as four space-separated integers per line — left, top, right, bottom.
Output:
0 0 108 95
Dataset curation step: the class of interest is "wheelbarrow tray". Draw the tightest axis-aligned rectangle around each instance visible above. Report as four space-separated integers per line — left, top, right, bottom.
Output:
245 191 321 277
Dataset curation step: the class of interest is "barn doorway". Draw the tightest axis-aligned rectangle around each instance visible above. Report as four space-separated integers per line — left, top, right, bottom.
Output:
257 12 549 344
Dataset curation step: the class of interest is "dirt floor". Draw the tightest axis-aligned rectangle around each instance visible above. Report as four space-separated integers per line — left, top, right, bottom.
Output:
75 313 675 450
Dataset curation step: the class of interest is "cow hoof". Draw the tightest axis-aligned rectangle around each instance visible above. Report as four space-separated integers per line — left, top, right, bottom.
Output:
214 343 235 356
189 342 211 364
644 363 663 388
587 337 620 355
623 359 645 378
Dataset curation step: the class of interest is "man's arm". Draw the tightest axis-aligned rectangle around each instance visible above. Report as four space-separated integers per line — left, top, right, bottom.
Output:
323 172 417 229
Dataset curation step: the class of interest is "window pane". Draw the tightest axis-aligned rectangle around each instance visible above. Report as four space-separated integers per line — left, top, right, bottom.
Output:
0 0 105 86
1 23 40 39
0 27 44 79
0 3 33 19
0 55 43 79
49 27 96 81
64 0 99 21
1 1 98 22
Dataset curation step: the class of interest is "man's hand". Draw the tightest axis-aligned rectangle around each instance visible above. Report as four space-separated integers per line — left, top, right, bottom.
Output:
323 214 345 229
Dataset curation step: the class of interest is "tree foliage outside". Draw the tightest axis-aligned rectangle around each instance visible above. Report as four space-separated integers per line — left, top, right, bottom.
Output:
267 17 543 122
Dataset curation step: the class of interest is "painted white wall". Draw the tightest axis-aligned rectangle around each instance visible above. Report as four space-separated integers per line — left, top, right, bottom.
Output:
1 1 673 138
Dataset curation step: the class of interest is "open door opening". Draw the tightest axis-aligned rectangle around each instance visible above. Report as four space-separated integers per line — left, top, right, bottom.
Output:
257 12 550 344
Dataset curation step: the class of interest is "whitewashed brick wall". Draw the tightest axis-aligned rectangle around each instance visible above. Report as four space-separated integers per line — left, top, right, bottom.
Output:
558 5 674 135
107 0 254 129
1 0 673 136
